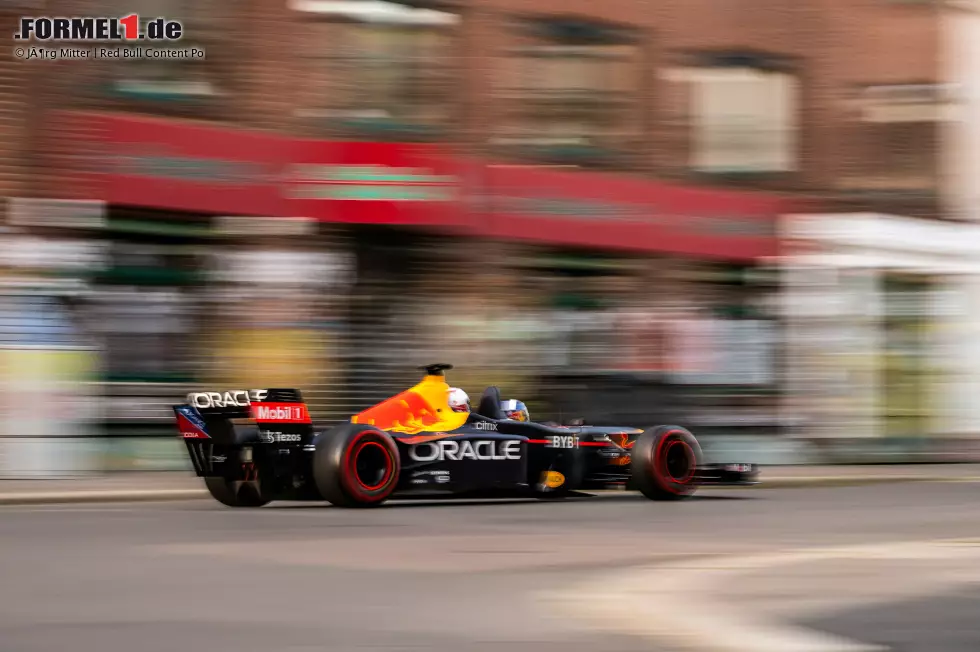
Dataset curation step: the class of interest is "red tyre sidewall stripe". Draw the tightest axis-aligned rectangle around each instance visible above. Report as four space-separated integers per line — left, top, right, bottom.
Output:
342 431 398 502
352 440 393 492
652 429 696 494
663 439 695 484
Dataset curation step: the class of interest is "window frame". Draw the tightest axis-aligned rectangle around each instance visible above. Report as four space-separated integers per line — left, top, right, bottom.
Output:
298 10 461 139
491 16 644 169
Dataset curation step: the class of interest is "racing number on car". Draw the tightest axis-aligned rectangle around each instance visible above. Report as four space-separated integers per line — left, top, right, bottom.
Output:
550 435 579 449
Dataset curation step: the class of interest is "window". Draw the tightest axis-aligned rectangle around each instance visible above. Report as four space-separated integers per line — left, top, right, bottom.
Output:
665 57 798 174
94 0 228 109
298 1 458 140
838 84 946 191
491 18 642 168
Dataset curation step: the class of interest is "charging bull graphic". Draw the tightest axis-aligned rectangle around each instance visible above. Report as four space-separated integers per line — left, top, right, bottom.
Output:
351 369 469 434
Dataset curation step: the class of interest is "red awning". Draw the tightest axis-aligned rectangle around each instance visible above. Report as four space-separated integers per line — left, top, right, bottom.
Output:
47 111 792 260
480 165 790 261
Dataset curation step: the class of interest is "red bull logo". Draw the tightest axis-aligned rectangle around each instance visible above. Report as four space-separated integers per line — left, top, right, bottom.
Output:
353 390 442 434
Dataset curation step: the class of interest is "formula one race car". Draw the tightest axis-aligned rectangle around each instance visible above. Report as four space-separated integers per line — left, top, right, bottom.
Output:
173 364 758 508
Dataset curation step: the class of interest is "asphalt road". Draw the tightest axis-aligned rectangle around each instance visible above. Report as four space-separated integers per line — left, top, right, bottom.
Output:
2 482 980 652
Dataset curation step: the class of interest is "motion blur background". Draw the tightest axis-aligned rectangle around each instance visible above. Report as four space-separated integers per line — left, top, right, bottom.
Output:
2 0 980 476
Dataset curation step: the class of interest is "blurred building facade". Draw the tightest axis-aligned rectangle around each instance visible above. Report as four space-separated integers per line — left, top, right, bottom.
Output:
9 0 947 207
0 0 972 471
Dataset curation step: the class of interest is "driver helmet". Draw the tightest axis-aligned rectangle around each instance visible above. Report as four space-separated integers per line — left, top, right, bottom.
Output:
448 387 470 413
501 399 530 422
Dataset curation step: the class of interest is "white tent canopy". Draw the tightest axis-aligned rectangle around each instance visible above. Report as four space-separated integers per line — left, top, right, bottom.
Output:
289 0 459 25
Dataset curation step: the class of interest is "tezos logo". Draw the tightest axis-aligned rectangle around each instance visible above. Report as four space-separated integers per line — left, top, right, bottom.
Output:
14 15 184 42
409 439 521 462
261 431 302 443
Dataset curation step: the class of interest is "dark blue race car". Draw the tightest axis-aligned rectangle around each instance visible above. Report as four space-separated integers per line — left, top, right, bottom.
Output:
174 364 759 508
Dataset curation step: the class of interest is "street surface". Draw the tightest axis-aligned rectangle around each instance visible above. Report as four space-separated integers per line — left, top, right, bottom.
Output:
3 481 980 651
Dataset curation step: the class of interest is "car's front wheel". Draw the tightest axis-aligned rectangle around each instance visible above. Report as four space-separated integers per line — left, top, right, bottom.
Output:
631 425 702 501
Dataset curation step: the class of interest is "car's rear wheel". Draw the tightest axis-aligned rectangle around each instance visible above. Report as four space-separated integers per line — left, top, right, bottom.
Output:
313 424 400 508
204 476 269 507
631 425 702 501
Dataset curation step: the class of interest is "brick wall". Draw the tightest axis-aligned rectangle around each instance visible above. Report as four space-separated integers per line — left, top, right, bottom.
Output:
441 0 941 199
0 13 36 218
240 0 297 133
19 0 944 215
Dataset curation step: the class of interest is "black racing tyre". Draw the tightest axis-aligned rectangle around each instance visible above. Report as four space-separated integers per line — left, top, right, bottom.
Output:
631 425 702 501
204 476 270 507
313 423 400 508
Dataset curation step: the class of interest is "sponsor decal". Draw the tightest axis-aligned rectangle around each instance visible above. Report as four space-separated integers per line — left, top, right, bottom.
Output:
541 471 566 489
251 402 311 424
725 464 753 473
411 470 451 485
176 409 209 439
474 421 497 431
549 435 580 449
211 455 227 463
351 389 442 434
260 431 302 443
176 406 207 430
409 439 521 463
188 390 251 410
186 389 267 410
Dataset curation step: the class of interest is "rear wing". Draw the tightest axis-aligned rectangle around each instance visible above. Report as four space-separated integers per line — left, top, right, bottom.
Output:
173 388 311 440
